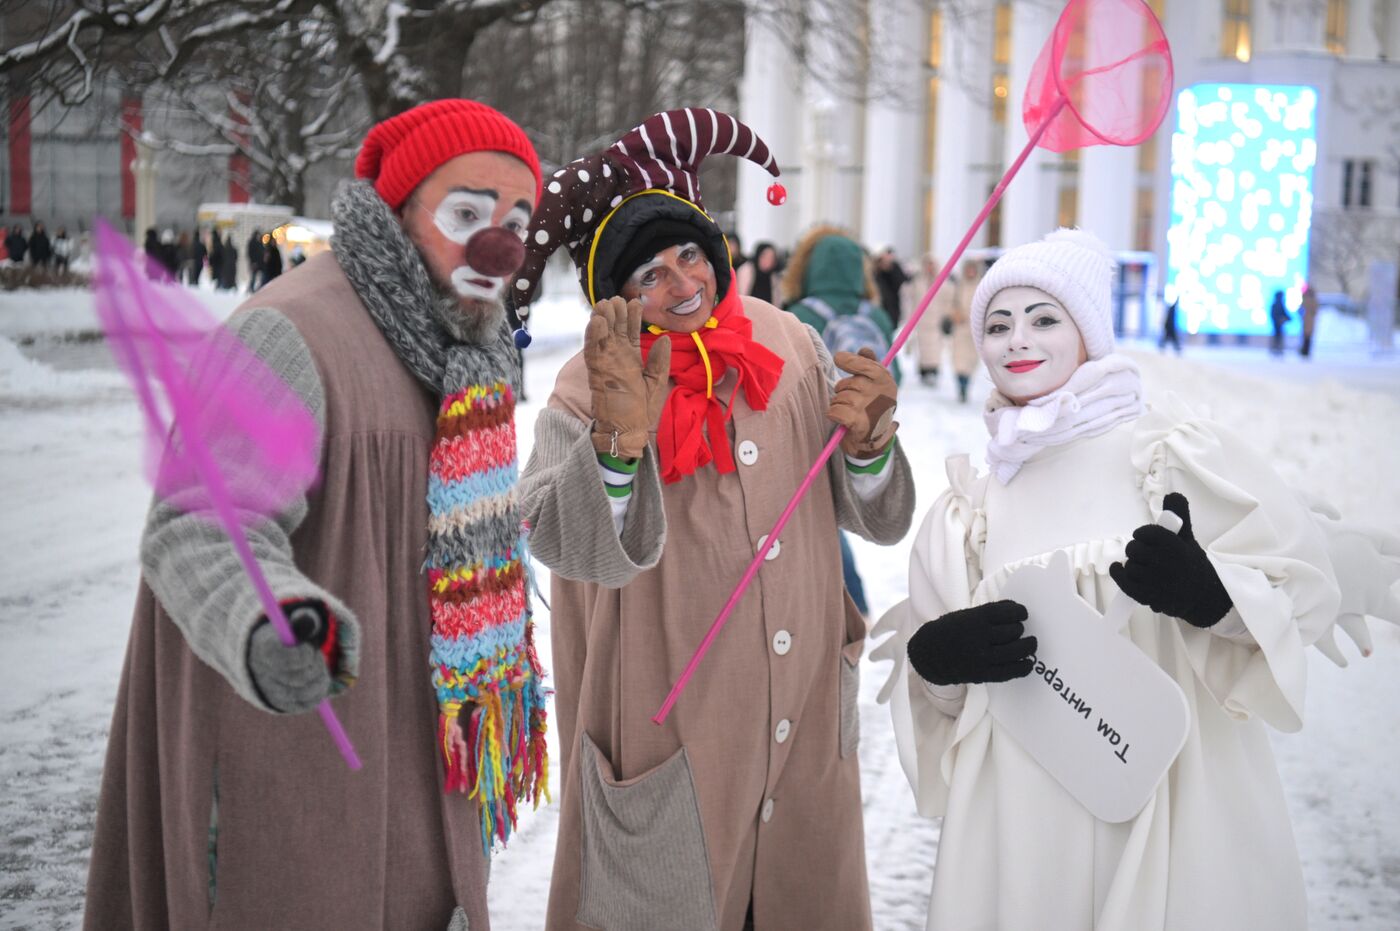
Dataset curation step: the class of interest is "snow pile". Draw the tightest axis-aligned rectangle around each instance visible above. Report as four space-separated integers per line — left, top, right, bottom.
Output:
0 284 246 341
0 335 126 401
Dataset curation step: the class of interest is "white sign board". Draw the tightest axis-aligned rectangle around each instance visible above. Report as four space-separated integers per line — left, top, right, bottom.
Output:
986 549 1190 823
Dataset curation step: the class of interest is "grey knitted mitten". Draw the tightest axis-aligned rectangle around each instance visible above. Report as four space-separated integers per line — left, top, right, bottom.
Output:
246 602 333 713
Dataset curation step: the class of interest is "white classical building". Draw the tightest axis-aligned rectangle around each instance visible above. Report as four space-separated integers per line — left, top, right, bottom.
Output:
737 0 1400 320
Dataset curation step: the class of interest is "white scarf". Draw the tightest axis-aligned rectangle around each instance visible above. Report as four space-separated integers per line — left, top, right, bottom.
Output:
984 353 1145 484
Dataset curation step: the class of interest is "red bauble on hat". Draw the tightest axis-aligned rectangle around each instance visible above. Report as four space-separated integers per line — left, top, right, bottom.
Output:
355 99 542 210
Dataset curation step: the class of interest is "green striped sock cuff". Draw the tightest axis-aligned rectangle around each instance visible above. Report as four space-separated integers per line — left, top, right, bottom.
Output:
598 452 639 499
845 440 895 475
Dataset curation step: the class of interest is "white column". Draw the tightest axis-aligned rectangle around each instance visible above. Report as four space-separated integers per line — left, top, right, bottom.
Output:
1077 146 1138 249
1255 0 1327 54
1000 0 1059 249
860 0 927 256
134 142 157 239
798 3 868 235
1075 0 1147 252
932 4 997 261
737 12 805 250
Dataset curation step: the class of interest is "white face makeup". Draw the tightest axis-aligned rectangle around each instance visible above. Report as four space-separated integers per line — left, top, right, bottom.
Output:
619 242 718 334
421 188 532 299
979 285 1087 403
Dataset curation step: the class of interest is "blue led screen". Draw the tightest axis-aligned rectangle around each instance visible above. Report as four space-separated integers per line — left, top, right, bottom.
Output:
1165 83 1317 335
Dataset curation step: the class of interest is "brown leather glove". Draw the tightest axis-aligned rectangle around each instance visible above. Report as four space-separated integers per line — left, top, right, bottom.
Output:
828 347 898 458
584 296 672 459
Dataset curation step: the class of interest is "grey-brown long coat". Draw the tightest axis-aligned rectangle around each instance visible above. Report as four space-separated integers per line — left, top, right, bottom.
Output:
84 254 491 930
520 297 915 931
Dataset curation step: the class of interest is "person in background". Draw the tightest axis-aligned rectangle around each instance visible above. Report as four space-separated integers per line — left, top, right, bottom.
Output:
874 245 910 331
740 241 783 304
189 228 208 285
219 232 239 291
1159 295 1182 355
159 229 179 277
209 230 225 287
728 230 747 279
262 233 284 285
52 227 73 273
941 258 984 403
28 222 52 268
784 224 905 618
142 228 163 277
911 253 954 387
1299 285 1319 359
1269 289 1290 356
246 228 265 292
4 225 25 264
175 230 193 284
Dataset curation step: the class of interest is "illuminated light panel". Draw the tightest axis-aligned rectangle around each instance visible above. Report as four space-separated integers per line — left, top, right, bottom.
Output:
1166 83 1317 335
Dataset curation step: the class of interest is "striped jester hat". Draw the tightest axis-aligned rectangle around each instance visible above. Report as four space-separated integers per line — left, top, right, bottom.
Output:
508 108 785 339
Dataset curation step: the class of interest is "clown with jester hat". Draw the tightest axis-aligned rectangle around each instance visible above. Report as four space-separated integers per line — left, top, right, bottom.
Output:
514 108 916 931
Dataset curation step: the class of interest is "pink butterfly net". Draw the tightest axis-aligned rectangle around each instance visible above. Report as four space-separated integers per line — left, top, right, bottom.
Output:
654 0 1175 725
93 219 360 768
1026 0 1173 152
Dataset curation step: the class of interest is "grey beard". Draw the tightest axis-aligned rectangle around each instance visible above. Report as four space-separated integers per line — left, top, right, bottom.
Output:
415 246 507 345
432 289 506 346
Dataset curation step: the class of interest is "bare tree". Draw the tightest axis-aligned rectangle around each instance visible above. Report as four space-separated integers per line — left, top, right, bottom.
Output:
0 1 557 119
1310 207 1400 299
461 0 749 207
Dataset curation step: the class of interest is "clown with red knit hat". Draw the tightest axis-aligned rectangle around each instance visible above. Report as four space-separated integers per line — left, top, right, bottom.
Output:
515 109 916 930
86 99 547 931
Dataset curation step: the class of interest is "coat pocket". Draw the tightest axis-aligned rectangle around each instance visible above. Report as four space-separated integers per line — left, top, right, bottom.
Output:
576 733 717 931
840 642 862 759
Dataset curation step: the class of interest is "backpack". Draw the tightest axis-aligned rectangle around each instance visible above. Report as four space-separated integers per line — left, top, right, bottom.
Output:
798 296 893 360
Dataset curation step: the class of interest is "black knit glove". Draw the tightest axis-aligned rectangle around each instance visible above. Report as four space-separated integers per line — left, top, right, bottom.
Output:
1108 493 1233 629
247 599 335 713
907 600 1038 686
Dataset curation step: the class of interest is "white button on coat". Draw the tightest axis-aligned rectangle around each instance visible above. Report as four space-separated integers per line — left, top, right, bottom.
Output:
737 440 759 466
756 535 781 560
761 798 775 823
772 630 792 655
775 719 791 744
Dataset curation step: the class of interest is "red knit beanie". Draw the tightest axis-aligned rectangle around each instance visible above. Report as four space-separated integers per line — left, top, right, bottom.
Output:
354 99 542 210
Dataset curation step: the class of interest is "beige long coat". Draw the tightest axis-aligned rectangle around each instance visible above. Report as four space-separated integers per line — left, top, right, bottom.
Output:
520 297 915 931
84 254 492 930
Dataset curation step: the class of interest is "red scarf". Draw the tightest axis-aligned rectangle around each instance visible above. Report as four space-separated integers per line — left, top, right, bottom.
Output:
639 287 785 483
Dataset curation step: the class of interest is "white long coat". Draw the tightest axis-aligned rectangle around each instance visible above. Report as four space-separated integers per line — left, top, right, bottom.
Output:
875 404 1343 931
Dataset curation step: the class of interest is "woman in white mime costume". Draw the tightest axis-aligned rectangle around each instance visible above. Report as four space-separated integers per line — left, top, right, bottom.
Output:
874 229 1398 931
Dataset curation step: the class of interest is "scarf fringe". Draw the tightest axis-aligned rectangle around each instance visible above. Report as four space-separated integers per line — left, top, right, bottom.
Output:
438 622 551 852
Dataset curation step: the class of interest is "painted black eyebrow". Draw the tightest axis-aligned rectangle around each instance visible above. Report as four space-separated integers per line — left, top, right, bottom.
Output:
448 186 499 198
1024 302 1057 313
513 199 533 216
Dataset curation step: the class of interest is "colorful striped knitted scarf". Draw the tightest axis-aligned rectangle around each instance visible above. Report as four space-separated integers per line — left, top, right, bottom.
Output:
331 181 548 853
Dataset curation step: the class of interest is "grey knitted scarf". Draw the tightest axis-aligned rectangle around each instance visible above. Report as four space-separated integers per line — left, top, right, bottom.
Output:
329 180 548 852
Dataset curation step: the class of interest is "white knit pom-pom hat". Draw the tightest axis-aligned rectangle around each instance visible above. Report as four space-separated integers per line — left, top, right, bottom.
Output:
970 228 1117 360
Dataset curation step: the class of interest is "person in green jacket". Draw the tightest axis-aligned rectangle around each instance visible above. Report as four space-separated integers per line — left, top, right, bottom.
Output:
780 225 905 615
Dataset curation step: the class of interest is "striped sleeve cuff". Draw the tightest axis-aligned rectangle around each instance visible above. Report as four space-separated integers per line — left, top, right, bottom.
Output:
845 440 897 499
598 451 640 498
597 452 639 535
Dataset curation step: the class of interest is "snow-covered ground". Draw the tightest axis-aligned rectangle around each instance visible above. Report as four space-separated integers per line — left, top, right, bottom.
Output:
2 284 1397 929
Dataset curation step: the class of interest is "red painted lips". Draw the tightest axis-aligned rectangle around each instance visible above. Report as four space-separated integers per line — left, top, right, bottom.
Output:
1005 360 1045 373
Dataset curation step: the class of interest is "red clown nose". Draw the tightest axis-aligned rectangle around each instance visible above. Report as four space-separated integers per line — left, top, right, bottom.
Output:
463 226 526 279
